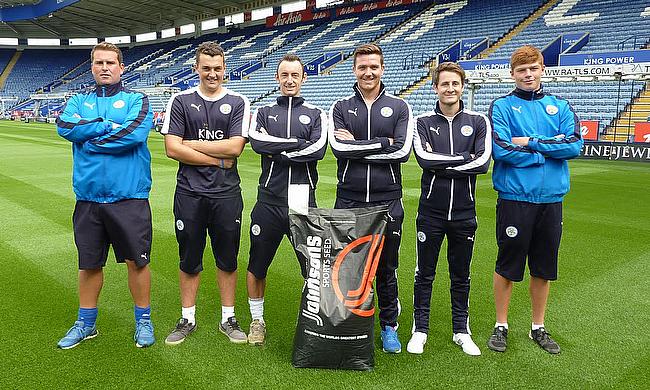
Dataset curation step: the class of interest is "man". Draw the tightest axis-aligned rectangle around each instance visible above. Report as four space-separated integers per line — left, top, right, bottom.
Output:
408 62 491 356
161 42 250 345
246 54 327 345
328 43 413 354
56 42 155 349
488 45 583 354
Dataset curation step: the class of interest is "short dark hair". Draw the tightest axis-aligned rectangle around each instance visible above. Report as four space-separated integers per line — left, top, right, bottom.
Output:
432 62 466 86
196 41 225 63
276 53 305 75
353 43 384 66
91 41 123 64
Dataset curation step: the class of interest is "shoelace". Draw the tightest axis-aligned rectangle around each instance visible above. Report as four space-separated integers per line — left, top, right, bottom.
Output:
67 323 86 340
493 327 507 341
384 328 398 343
534 329 552 343
225 318 242 332
137 320 154 336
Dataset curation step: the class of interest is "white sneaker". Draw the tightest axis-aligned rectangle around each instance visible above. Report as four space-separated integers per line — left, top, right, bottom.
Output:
453 333 481 356
407 332 427 354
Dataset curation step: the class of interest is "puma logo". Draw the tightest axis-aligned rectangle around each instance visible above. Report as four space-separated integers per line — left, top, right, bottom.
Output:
84 102 95 110
430 126 439 135
511 105 522 113
191 103 201 112
348 108 358 117
268 114 278 122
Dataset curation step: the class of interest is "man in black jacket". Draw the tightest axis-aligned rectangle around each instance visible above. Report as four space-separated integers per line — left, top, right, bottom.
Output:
329 43 413 354
246 54 327 345
408 62 491 356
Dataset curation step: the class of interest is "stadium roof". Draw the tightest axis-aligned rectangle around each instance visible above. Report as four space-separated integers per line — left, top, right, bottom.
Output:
0 0 276 39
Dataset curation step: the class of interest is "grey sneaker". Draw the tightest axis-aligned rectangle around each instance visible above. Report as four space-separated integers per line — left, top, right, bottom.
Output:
529 327 560 354
165 318 196 346
248 319 266 345
487 326 508 352
219 317 247 344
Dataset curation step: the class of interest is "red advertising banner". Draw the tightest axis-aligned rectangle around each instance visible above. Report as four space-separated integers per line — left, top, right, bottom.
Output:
634 122 650 143
580 120 599 141
266 9 330 27
266 0 425 27
336 0 421 17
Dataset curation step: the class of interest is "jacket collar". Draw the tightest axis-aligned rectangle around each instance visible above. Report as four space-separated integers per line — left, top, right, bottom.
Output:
434 99 465 117
353 82 386 102
276 95 304 107
94 81 123 97
512 86 545 100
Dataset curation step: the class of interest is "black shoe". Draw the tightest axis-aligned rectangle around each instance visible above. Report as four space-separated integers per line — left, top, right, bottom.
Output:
529 327 560 354
487 326 508 352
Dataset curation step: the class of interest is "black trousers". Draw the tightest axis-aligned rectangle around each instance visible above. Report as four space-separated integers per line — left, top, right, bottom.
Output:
413 214 477 334
334 197 403 329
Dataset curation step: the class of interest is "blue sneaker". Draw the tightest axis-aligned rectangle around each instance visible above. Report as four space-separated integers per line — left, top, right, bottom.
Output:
381 326 402 353
57 321 98 349
134 318 155 348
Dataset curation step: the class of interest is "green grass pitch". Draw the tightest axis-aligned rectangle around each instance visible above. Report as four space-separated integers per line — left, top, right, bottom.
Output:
0 121 648 389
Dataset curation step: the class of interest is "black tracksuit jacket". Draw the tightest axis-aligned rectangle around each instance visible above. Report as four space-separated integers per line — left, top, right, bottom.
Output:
328 83 413 202
413 101 492 220
248 95 327 206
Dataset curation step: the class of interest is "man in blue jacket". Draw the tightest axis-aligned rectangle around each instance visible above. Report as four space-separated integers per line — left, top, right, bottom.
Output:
487 45 583 354
56 42 155 349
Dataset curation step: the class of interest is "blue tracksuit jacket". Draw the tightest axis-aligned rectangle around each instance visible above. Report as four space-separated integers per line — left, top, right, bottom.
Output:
56 82 153 203
489 87 583 203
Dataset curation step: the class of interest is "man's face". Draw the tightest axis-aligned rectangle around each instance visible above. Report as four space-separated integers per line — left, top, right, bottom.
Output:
276 60 305 97
91 50 124 85
353 54 384 94
511 61 544 91
195 53 225 93
434 70 464 107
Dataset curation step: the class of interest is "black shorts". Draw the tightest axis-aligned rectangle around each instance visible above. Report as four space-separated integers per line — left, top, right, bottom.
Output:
495 199 562 282
73 199 152 270
174 191 243 274
247 202 306 279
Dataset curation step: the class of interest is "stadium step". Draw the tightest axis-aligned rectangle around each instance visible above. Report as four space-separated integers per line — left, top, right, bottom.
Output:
479 0 560 58
606 82 650 140
398 58 437 98
0 50 21 89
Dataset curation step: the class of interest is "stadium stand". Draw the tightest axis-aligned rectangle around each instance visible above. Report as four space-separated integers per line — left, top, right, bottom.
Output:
2 0 650 143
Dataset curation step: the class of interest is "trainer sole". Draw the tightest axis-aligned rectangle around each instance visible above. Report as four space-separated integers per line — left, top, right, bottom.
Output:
58 330 98 350
136 340 155 348
248 337 265 346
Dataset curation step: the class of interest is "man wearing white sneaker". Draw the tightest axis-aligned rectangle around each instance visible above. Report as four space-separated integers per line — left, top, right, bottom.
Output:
408 62 491 355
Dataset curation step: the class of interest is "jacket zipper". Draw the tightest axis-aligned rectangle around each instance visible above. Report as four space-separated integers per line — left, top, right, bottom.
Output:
447 116 455 221
287 97 292 190
366 102 371 202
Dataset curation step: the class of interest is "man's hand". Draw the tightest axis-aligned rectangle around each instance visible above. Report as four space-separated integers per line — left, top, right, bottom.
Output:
388 138 394 145
219 158 235 169
511 136 530 146
334 129 355 141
